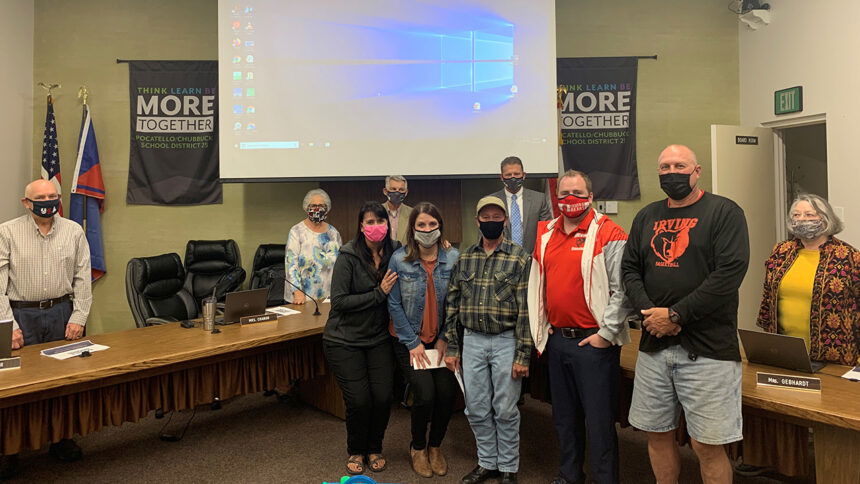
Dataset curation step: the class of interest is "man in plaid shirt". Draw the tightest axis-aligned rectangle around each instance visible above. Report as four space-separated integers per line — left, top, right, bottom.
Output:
444 195 532 484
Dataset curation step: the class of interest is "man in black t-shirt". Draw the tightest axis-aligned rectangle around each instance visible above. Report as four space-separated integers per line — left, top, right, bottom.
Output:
621 145 749 484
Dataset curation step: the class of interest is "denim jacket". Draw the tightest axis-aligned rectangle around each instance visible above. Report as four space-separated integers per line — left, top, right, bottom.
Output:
388 246 460 350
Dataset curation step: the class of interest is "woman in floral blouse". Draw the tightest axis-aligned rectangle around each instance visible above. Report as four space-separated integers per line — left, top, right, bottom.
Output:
735 193 858 478
285 189 342 304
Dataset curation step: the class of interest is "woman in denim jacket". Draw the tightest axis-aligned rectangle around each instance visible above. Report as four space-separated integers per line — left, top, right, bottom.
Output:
387 202 460 478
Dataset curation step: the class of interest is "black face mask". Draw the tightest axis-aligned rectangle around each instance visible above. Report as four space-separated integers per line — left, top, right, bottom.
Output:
28 198 60 218
659 172 694 200
479 220 505 240
503 177 524 192
386 191 406 205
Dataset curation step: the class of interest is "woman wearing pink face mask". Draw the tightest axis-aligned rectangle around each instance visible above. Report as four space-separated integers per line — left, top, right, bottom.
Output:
323 201 400 476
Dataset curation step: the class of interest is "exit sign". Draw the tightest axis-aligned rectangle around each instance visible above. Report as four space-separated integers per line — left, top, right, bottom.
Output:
775 86 803 115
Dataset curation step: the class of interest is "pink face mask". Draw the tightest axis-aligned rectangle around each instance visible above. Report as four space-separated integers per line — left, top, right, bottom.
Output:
363 223 388 242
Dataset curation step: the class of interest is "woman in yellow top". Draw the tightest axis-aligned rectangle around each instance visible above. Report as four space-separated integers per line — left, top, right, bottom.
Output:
735 193 858 477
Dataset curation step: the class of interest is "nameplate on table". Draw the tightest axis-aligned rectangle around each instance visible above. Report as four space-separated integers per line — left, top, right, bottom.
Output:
0 357 21 371
240 313 278 325
756 372 821 392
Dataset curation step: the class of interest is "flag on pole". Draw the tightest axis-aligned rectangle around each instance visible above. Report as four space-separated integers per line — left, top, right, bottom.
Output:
41 95 63 216
70 104 107 281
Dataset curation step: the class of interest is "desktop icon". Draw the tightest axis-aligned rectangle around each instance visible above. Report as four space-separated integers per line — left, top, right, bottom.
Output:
233 122 243 130
233 87 243 97
232 38 242 47
245 40 255 47
231 21 241 30
246 54 255 63
246 123 256 131
246 106 256 114
233 71 242 80
232 105 244 114
245 87 255 97
232 56 242 64
245 71 254 80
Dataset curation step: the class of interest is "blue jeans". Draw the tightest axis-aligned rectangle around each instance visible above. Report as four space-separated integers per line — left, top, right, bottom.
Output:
462 328 522 473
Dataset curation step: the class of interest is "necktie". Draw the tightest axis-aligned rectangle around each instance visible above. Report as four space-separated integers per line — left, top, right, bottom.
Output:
511 194 523 246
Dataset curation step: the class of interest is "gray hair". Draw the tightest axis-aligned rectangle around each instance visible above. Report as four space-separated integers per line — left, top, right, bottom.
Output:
384 175 408 190
787 193 843 237
302 188 331 211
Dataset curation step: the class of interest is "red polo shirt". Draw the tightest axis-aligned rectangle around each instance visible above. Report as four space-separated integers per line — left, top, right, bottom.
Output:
541 211 598 328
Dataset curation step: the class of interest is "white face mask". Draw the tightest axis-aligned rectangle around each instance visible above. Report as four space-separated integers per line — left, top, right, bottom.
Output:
414 228 441 248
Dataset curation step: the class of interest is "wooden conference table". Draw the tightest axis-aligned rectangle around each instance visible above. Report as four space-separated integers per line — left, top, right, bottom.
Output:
0 304 342 456
619 329 860 484
1 310 858 482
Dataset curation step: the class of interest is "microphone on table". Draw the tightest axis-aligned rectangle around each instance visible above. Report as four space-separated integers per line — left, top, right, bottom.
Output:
284 277 321 316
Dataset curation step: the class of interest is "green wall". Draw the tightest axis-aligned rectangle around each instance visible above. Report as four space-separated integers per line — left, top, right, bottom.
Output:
33 0 739 334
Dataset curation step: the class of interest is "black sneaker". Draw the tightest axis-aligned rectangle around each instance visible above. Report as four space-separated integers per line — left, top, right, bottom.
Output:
461 465 500 484
49 439 83 462
733 462 771 477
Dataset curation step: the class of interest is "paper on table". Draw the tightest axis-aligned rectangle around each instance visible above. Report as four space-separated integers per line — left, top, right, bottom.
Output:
323 298 331 303
267 306 301 317
410 349 446 370
40 340 110 360
841 366 860 381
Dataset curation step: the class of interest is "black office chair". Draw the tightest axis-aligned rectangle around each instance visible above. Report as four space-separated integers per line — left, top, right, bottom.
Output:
249 244 286 307
183 240 246 304
125 253 198 328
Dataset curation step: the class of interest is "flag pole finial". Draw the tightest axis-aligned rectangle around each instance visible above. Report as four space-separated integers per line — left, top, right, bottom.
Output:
38 82 61 101
78 86 89 105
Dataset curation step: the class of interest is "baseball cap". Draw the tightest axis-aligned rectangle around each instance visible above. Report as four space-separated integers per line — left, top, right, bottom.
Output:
476 195 506 215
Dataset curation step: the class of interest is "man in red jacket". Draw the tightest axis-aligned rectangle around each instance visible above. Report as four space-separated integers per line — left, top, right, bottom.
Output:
528 170 631 484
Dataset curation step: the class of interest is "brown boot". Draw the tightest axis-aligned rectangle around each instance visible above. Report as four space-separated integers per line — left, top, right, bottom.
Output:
411 446 433 478
428 446 448 476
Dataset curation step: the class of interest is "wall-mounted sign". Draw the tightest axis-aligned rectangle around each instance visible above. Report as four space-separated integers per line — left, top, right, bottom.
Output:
774 86 803 115
735 135 759 145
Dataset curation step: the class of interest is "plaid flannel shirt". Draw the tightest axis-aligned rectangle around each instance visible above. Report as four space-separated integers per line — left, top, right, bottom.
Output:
443 237 532 366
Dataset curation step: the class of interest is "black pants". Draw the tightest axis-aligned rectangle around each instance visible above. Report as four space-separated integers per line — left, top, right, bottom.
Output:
547 331 621 484
392 340 458 450
12 300 73 345
324 339 395 456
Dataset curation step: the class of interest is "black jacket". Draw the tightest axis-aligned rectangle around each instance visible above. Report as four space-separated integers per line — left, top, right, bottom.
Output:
323 240 397 347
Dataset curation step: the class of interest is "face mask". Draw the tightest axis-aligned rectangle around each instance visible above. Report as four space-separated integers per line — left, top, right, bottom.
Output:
28 198 60 218
386 191 406 205
363 223 388 242
557 194 591 219
659 172 694 200
479 220 505 240
414 228 441 248
503 177 524 192
790 219 825 240
307 207 327 223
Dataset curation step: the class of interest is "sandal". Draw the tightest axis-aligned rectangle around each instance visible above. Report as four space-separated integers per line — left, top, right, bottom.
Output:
368 453 387 473
346 454 365 475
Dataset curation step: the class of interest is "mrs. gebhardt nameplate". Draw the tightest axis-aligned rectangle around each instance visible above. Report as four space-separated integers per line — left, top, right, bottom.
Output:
756 372 821 392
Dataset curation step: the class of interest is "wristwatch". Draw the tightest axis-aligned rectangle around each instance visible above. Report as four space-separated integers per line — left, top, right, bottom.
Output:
669 308 681 324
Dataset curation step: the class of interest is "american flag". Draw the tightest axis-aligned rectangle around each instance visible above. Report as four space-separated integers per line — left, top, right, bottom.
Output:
42 95 63 216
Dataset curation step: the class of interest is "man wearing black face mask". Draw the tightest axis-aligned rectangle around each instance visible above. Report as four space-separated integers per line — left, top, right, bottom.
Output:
383 175 413 245
444 196 532 484
0 179 92 471
488 156 552 255
621 145 749 484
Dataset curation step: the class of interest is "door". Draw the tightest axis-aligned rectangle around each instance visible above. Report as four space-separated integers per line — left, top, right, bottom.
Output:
710 125 777 331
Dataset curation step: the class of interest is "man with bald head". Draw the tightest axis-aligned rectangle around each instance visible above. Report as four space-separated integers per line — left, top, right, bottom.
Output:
0 179 91 471
621 145 749 484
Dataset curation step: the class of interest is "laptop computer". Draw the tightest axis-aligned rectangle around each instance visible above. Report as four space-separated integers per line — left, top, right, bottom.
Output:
217 288 269 325
0 320 12 359
738 328 826 374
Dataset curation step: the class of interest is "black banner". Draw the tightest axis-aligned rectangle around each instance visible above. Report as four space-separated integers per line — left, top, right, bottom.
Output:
558 57 640 200
126 61 221 205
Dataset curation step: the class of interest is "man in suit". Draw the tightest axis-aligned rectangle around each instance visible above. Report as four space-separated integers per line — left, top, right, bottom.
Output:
488 156 553 255
383 175 413 245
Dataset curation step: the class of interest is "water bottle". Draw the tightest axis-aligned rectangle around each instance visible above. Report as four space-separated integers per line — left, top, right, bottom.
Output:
202 292 217 331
